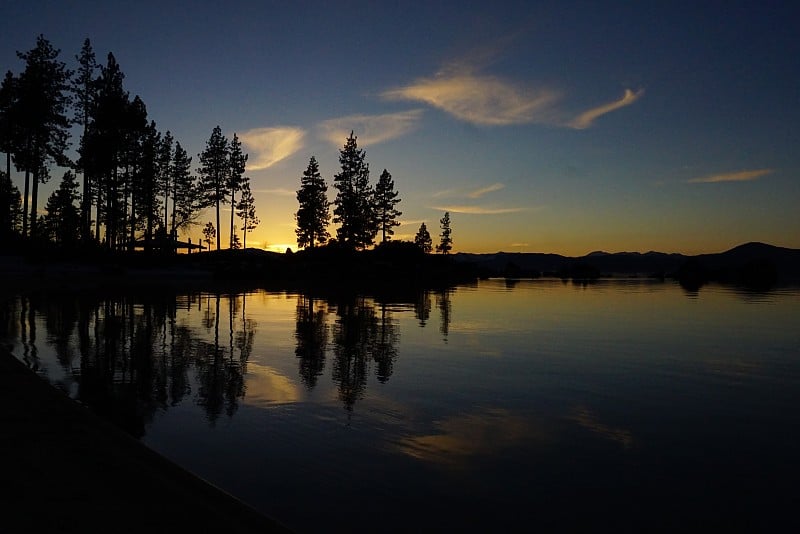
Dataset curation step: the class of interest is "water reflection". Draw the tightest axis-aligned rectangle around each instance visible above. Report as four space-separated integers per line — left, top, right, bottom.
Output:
2 280 796 438
1 292 259 434
1 288 434 430
295 296 328 389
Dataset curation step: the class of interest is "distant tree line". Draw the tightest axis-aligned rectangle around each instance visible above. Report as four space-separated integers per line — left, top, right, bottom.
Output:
0 34 259 252
295 131 453 254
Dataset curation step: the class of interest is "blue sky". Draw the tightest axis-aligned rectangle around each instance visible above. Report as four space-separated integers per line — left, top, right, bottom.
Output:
3 1 798 254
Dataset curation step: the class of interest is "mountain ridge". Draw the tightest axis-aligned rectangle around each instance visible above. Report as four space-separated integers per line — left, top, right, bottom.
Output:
454 242 800 283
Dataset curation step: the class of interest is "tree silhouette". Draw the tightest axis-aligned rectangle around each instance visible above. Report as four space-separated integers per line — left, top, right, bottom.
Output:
81 52 129 248
1 71 18 221
235 179 258 249
333 131 375 249
132 115 162 252
202 221 216 250
295 156 330 249
156 130 173 233
436 211 452 254
72 38 98 242
0 170 22 237
169 141 197 237
14 35 73 239
198 125 228 251
43 170 80 245
227 133 247 249
374 168 402 243
414 222 432 253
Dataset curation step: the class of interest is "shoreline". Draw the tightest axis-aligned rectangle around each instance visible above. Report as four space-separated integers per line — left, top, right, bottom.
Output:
0 346 292 533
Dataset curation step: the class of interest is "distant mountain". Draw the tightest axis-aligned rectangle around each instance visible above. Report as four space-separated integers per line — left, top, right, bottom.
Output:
454 242 800 285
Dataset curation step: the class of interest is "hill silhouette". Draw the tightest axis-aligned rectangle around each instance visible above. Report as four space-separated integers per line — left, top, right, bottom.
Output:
455 242 800 287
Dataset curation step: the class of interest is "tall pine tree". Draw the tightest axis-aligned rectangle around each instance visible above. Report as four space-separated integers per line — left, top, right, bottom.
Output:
72 38 97 242
236 179 259 249
198 125 228 251
227 133 247 248
414 222 432 253
169 141 197 237
0 71 17 201
14 35 73 239
436 211 452 254
332 131 375 249
373 168 402 243
295 155 330 249
43 170 80 245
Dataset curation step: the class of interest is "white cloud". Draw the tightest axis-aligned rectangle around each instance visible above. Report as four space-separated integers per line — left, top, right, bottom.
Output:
238 127 306 170
318 110 423 146
431 204 526 215
687 168 773 184
255 188 296 196
568 88 644 129
383 73 561 126
468 183 505 198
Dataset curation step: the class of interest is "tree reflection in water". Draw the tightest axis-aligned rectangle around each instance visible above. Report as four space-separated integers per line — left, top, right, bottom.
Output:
295 296 328 389
0 291 257 435
0 286 450 429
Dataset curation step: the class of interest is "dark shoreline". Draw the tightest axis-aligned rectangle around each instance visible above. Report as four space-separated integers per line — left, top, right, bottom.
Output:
0 346 292 533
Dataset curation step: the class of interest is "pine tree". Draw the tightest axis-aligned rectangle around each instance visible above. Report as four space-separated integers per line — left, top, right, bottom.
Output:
133 117 161 252
198 125 228 251
157 130 173 232
169 141 197 236
14 35 73 239
72 38 98 242
227 133 247 248
235 179 259 249
436 212 452 254
0 170 22 237
202 221 216 250
295 156 330 249
0 71 17 200
374 168 402 243
43 170 80 245
81 52 129 248
414 222 432 253
332 131 375 249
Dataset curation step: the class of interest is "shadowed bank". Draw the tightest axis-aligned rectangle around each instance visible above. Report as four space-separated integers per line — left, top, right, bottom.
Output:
0 346 292 534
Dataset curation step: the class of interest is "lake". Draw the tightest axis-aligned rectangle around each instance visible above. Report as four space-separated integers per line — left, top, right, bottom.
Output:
2 278 799 532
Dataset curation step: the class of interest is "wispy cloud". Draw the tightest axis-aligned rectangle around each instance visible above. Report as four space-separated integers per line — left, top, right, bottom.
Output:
398 219 426 227
255 188 296 196
318 110 423 146
468 183 505 199
431 204 526 215
568 89 644 129
238 127 306 170
687 168 774 184
383 73 561 126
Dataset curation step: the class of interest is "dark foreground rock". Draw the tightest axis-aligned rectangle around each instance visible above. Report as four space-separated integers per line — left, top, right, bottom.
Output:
0 347 292 534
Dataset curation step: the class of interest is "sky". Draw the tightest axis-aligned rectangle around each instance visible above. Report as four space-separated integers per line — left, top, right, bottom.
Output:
2 1 798 255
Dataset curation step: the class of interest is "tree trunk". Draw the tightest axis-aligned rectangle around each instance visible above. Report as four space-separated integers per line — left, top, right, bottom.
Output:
229 189 235 249
22 168 29 238
30 167 39 238
215 195 221 251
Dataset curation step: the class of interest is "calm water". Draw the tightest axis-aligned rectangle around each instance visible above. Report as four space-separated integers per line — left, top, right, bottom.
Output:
2 279 799 532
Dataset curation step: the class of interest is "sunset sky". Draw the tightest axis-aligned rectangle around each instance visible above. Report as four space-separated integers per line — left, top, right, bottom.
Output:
2 1 798 255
